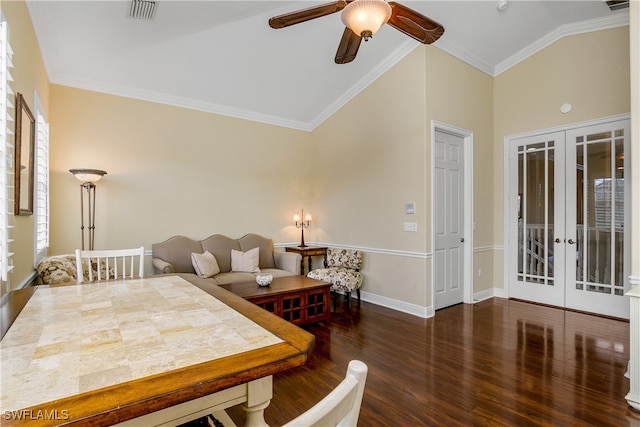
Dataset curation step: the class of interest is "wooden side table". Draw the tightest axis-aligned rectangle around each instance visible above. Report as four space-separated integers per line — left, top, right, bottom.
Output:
286 246 328 275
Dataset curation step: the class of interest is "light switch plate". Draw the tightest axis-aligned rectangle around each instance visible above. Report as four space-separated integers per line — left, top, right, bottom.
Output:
403 222 418 232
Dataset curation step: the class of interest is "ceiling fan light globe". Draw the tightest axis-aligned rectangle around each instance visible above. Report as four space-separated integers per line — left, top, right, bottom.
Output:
341 0 392 39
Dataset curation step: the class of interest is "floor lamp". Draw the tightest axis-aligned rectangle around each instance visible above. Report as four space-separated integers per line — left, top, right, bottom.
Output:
69 169 107 250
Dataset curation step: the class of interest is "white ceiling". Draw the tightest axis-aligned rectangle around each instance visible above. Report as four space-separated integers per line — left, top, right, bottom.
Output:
25 1 629 131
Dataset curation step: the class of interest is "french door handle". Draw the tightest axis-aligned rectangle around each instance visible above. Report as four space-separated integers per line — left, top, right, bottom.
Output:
554 238 561 243
567 239 575 244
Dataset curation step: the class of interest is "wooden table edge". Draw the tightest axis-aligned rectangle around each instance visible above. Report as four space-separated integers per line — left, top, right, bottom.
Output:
1 274 315 426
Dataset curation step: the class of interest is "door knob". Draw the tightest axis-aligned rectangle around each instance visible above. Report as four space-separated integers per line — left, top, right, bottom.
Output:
567 239 575 244
554 238 561 243
460 238 465 242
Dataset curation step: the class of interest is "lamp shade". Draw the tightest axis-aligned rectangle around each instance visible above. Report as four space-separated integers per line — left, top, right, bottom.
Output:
341 0 392 40
69 168 107 183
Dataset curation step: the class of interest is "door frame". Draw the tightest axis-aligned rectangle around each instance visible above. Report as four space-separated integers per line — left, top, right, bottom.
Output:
431 121 474 308
503 113 631 307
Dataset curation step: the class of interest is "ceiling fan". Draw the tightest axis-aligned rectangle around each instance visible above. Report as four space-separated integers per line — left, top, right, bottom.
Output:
269 0 445 64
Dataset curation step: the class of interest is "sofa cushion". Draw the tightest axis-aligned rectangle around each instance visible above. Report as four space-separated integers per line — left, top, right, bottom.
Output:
238 233 275 269
261 267 297 279
151 235 202 274
191 251 220 278
213 271 256 285
201 234 240 273
231 248 261 273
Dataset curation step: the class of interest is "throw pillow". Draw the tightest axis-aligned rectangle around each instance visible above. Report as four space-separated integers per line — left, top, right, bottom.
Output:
191 251 220 278
231 247 261 273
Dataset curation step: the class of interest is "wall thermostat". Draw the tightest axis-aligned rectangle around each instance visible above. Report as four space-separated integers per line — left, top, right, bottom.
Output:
405 202 415 214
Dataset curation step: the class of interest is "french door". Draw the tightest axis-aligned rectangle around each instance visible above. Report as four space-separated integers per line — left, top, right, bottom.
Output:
507 118 630 318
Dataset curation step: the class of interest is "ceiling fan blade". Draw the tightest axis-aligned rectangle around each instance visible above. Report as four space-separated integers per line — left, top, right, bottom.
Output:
335 27 362 64
269 1 348 29
387 2 444 44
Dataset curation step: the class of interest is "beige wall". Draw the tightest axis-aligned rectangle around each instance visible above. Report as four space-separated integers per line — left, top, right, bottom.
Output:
49 86 311 262
424 47 495 294
310 46 493 308
2 0 50 292
311 47 431 308
493 26 631 291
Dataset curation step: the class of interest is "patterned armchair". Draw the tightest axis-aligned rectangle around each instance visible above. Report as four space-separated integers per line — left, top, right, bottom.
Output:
307 248 363 308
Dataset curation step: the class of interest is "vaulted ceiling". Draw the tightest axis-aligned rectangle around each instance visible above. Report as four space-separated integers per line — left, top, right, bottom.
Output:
26 1 629 131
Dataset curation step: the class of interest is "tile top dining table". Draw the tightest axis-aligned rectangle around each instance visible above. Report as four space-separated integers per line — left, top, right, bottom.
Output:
0 274 315 426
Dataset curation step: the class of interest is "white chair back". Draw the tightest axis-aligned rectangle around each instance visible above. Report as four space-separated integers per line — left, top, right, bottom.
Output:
75 247 145 283
282 360 368 427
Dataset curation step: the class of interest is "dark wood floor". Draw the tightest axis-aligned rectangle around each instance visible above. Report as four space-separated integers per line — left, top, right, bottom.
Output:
228 296 638 426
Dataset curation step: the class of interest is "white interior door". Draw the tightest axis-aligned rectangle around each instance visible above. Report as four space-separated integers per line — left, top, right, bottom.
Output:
507 118 630 318
434 130 464 310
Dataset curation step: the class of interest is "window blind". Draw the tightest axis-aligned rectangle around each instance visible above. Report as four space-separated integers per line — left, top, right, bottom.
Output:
34 93 49 265
0 19 14 284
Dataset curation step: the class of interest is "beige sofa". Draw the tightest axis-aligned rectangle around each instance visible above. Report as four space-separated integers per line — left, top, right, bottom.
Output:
151 233 301 285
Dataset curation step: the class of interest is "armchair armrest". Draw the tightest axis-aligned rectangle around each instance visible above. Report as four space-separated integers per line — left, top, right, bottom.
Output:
274 251 301 275
152 257 175 274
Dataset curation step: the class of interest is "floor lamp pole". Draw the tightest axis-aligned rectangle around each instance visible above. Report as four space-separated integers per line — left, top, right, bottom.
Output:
79 184 85 250
80 182 97 250
70 169 106 251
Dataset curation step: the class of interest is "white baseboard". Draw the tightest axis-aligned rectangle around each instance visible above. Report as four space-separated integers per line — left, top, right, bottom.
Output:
358 287 508 319
474 287 508 302
17 271 38 289
359 290 433 318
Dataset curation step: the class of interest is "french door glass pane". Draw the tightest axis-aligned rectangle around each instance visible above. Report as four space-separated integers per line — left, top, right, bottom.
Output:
517 141 554 286
548 149 554 283
518 152 524 277
576 130 624 295
576 143 584 286
614 137 624 295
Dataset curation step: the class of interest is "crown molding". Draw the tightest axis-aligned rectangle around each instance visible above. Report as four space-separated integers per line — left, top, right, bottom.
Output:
434 38 495 76
52 73 314 132
50 41 419 133
308 39 418 130
433 12 631 78
494 12 630 76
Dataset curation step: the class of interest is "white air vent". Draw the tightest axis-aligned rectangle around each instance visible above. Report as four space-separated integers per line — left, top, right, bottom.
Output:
604 0 629 11
129 0 157 20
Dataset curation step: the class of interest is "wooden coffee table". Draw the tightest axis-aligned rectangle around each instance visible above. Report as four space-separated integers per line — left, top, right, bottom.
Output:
219 275 331 325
